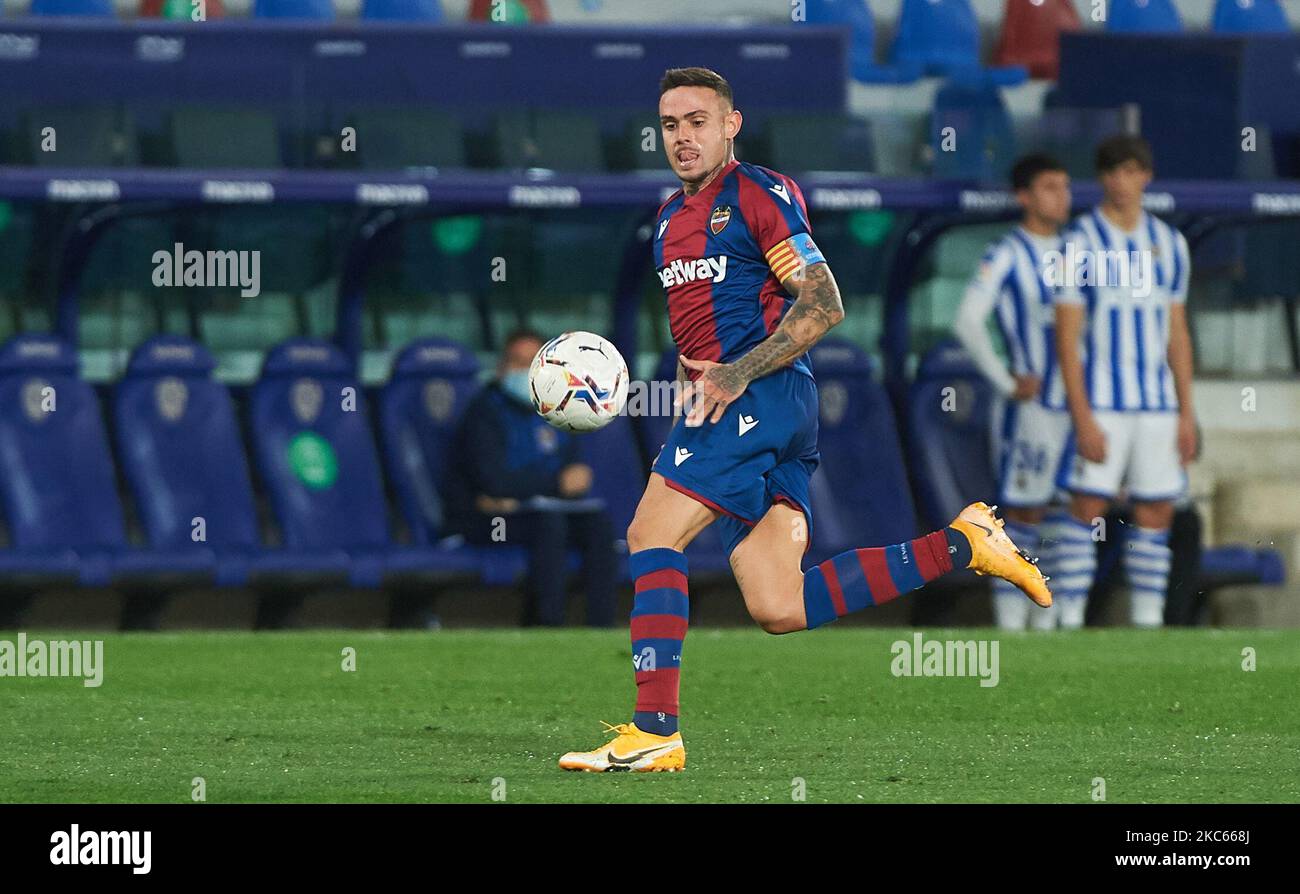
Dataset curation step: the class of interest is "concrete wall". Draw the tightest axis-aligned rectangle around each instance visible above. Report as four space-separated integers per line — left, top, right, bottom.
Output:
1192 379 1300 625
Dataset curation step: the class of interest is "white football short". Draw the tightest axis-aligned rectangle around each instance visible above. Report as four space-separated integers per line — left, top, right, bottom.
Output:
1066 410 1186 502
995 400 1072 508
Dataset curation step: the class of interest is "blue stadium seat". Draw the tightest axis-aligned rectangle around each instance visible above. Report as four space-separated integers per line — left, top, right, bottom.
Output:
806 0 923 84
1106 0 1182 32
1212 0 1289 33
1201 545 1286 586
375 337 484 581
362 0 444 19
251 338 472 587
113 335 262 587
907 339 999 530
253 0 335 18
891 0 1027 86
377 337 483 547
29 0 114 15
930 81 1017 181
114 335 373 589
250 338 391 586
0 334 214 588
806 339 919 564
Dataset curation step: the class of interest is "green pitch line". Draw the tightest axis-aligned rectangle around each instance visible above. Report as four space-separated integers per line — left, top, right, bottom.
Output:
0 629 1296 804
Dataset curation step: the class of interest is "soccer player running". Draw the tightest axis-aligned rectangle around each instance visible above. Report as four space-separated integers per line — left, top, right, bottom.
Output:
1053 135 1197 629
559 68 1050 773
952 154 1072 632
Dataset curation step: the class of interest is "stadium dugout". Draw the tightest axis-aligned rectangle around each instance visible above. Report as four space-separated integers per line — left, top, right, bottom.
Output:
0 16 1295 627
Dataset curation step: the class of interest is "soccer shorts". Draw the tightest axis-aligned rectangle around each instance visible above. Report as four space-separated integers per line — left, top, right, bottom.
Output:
996 400 1072 508
1065 410 1186 502
651 367 820 556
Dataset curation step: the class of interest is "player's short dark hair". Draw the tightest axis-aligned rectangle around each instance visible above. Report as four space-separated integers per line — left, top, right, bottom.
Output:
1010 153 1067 191
502 327 544 352
1095 134 1153 174
659 67 734 108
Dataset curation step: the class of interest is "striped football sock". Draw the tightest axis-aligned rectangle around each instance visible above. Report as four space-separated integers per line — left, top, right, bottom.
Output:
628 548 688 736
1126 526 1170 628
801 529 971 630
992 520 1040 631
1048 512 1097 629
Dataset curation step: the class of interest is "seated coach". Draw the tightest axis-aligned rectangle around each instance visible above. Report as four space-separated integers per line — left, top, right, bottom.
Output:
445 329 616 628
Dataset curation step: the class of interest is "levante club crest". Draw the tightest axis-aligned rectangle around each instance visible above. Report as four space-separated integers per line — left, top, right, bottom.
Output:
710 205 732 235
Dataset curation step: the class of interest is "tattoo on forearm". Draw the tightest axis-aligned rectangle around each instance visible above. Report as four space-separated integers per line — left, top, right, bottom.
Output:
712 263 843 393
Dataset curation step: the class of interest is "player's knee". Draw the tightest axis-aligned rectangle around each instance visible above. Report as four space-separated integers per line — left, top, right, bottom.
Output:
749 600 803 635
627 503 709 553
625 513 663 553
1133 501 1174 530
1070 494 1108 525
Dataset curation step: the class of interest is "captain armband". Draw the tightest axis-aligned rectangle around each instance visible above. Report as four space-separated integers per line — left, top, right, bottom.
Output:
765 233 826 283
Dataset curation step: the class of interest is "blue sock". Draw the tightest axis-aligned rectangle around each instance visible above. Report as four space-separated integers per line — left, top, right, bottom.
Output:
628 547 688 737
633 710 679 736
803 529 968 629
946 526 973 570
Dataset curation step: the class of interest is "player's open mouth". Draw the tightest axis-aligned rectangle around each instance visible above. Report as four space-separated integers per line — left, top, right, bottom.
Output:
676 149 699 169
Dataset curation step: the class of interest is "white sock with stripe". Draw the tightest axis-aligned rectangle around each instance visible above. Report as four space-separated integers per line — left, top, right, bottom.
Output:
1126 526 1170 628
1047 512 1097 630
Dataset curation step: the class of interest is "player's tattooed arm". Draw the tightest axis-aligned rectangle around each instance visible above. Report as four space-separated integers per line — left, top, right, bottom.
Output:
679 261 843 426
746 260 845 378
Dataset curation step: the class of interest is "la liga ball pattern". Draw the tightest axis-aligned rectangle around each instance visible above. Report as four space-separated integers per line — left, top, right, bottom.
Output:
528 331 629 433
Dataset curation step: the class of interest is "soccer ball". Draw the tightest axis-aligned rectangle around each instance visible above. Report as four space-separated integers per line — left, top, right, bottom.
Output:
528 331 629 433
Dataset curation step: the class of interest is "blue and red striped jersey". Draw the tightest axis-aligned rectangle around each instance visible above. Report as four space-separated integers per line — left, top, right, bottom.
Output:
653 160 823 380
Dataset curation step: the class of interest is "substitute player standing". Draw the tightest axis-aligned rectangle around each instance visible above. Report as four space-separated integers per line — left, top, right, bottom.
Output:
952 154 1072 632
559 68 1051 773
1053 135 1197 629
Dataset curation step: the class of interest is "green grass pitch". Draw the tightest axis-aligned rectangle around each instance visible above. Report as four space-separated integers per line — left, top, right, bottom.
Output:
1 628 1296 803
